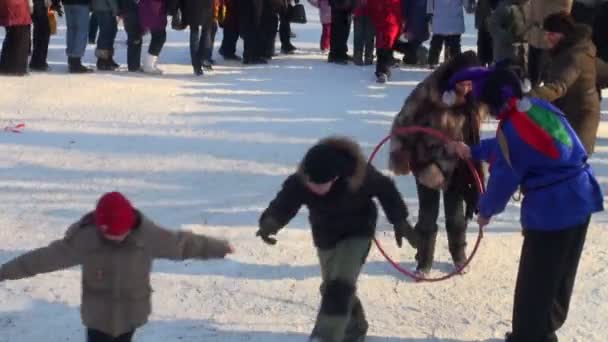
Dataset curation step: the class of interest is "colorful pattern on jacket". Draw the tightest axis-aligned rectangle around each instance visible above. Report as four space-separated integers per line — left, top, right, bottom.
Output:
471 97 603 231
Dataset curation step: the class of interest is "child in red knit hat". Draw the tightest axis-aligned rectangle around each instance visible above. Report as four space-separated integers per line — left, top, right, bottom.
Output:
0 191 234 342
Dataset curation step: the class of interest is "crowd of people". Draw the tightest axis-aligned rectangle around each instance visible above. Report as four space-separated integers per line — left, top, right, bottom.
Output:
1 0 608 84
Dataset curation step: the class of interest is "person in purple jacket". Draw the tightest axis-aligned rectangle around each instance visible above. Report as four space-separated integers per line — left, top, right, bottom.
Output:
445 66 604 342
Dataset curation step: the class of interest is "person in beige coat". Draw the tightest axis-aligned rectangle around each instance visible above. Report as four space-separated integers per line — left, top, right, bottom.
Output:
0 192 234 342
527 0 573 86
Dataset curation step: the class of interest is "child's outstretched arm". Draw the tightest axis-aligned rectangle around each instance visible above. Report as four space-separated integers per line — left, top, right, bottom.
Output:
369 167 419 249
0 225 85 282
257 175 305 245
143 220 233 260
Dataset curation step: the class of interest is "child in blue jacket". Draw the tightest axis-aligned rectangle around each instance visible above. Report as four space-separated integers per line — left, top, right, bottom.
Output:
445 66 604 342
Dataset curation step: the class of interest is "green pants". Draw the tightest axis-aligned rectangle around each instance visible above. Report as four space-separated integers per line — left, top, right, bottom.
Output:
311 237 372 342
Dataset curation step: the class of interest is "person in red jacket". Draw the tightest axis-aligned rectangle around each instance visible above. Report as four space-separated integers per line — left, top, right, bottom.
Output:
0 0 32 75
367 0 402 83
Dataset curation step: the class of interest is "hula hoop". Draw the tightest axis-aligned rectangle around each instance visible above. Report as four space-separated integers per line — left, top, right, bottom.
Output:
369 126 486 283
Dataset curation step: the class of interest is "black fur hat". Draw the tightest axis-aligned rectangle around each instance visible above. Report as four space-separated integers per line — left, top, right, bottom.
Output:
302 144 352 184
543 12 576 35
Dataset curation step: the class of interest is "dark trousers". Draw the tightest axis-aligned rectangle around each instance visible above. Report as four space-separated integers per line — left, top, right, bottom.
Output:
123 7 166 70
428 34 461 66
329 6 352 59
278 9 291 49
95 11 118 51
220 27 239 56
239 0 266 60
190 23 213 69
265 12 280 57
0 25 31 75
87 329 135 342
31 4 51 68
528 46 546 87
510 219 590 342
89 12 99 43
414 181 467 270
353 15 374 61
477 27 493 66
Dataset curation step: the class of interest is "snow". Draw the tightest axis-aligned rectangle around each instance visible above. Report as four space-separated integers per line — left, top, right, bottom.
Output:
1 7 608 341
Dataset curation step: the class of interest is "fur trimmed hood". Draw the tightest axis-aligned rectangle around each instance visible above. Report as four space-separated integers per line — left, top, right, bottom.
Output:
297 136 367 192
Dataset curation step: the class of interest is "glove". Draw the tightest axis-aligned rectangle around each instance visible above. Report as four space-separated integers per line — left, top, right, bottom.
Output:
394 221 420 249
256 216 281 245
51 2 63 17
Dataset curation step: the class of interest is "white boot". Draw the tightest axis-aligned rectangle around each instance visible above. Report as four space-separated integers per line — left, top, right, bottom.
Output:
143 53 163 74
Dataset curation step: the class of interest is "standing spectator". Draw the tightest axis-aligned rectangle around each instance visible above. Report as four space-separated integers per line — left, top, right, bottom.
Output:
526 0 572 87
328 0 355 64
529 12 600 155
368 0 402 83
427 0 473 68
30 0 62 71
219 0 242 60
308 0 331 53
121 0 167 73
486 0 530 78
0 0 32 76
62 0 94 72
352 0 374 66
400 0 431 65
181 0 214 75
475 0 498 66
92 0 120 70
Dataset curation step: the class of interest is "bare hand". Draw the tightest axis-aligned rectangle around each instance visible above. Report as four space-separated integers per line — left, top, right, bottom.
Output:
226 243 235 254
446 141 472 160
477 216 490 229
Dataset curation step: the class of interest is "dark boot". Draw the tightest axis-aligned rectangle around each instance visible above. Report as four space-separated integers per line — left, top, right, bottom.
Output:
415 231 437 275
353 50 364 66
343 299 368 342
448 230 467 269
127 42 142 72
95 49 117 71
68 57 94 73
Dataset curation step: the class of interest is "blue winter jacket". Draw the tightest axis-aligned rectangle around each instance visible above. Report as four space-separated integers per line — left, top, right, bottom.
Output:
471 97 604 230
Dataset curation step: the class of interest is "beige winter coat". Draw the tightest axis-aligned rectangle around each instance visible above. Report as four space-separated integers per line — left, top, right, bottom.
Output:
0 212 230 337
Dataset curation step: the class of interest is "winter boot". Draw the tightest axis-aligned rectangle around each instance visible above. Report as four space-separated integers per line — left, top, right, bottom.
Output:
447 230 467 273
343 300 368 342
143 53 163 74
353 50 364 66
127 41 142 72
281 44 297 54
193 65 203 76
202 60 213 70
375 72 388 83
96 49 117 71
414 231 437 276
68 57 94 73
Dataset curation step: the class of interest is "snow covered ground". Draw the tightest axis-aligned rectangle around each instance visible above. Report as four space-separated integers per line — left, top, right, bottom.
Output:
1 7 608 341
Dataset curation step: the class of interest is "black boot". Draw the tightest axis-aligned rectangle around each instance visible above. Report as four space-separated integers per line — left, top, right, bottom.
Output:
448 230 467 269
127 42 142 72
415 231 437 275
68 57 93 73
96 49 117 71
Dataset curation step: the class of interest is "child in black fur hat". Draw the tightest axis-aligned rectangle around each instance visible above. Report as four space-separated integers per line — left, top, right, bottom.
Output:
257 136 418 342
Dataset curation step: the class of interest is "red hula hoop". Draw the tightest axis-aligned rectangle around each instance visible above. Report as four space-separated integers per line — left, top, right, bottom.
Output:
369 126 486 283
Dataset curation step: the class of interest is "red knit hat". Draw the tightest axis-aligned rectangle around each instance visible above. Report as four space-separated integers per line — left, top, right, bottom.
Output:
94 192 136 236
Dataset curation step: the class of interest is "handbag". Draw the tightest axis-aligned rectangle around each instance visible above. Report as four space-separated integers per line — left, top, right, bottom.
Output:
288 3 307 24
171 8 187 31
48 10 57 35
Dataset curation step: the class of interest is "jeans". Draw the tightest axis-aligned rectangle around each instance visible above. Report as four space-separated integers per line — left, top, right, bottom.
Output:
95 11 118 51
64 5 90 58
428 34 461 66
89 12 99 43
